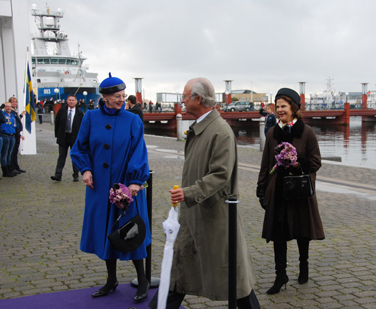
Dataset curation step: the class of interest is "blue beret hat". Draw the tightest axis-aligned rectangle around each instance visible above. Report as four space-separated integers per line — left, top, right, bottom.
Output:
99 73 126 94
275 88 301 109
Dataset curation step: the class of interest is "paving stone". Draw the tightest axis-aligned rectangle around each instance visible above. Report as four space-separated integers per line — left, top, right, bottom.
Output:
1 123 376 308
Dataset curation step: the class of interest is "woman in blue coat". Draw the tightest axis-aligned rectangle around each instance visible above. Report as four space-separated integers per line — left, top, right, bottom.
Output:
70 74 150 302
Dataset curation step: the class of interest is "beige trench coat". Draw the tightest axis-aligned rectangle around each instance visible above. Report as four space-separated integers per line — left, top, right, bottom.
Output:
169 109 256 300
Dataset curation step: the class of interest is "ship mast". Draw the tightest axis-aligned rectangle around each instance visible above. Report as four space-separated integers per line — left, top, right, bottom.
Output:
31 4 68 56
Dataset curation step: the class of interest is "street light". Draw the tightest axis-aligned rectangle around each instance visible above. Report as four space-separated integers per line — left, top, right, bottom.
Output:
225 91 229 108
83 91 88 103
54 88 59 102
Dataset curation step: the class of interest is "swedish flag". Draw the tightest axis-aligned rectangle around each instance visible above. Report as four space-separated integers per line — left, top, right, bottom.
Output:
25 62 36 133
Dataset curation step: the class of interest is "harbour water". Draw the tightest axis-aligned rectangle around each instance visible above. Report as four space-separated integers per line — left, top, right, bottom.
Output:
145 116 376 169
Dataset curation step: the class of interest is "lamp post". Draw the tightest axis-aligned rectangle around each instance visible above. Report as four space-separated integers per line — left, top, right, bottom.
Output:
83 91 87 103
269 92 272 104
309 92 313 111
225 91 229 109
54 88 60 102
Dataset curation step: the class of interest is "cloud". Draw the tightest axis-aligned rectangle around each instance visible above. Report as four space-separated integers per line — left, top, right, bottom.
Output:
28 0 376 99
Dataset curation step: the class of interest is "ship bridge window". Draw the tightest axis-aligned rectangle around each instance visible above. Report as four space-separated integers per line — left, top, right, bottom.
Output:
59 59 66 64
51 59 58 64
66 59 71 65
37 58 44 64
32 58 36 64
43 58 50 64
71 60 79 65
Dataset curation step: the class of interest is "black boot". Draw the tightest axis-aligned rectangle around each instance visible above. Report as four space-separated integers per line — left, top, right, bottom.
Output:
297 239 310 284
7 166 18 176
266 241 289 294
2 166 15 177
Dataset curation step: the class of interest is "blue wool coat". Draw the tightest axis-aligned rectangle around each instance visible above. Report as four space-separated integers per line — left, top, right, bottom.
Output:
70 103 150 261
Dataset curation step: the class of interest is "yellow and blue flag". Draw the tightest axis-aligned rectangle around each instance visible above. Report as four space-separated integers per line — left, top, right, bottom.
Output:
25 62 36 133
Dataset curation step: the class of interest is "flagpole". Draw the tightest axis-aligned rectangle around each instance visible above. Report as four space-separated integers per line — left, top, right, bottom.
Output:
21 47 31 151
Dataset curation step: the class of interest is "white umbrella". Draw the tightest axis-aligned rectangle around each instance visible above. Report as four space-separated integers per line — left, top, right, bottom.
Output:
158 186 181 309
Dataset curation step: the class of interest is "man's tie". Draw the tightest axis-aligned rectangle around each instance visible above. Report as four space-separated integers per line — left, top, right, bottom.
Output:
66 109 72 133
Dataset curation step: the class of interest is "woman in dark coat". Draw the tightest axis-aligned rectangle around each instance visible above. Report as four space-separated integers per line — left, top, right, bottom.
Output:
70 74 151 302
256 88 325 294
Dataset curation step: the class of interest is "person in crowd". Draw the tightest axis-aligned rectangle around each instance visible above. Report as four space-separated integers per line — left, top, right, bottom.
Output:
70 74 151 302
0 107 6 180
37 104 44 124
149 78 260 309
1 102 17 177
87 99 95 110
8 97 26 174
125 95 144 121
259 103 277 136
256 88 324 294
143 102 147 111
148 101 153 113
51 95 83 182
81 99 87 113
47 97 54 113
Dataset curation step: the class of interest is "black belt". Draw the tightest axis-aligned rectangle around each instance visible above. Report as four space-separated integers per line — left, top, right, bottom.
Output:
1 133 14 136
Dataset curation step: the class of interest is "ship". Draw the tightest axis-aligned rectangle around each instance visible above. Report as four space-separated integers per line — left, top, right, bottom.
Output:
30 4 100 104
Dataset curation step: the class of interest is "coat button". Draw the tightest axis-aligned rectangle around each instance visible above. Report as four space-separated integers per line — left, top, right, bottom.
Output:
105 124 112 130
104 143 110 150
103 163 109 168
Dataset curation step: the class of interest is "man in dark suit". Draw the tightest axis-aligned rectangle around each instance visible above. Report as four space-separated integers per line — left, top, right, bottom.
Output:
51 95 83 182
125 94 144 122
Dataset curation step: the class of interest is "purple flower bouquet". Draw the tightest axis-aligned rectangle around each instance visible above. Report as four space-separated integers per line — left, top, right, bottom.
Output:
269 142 297 175
109 183 133 209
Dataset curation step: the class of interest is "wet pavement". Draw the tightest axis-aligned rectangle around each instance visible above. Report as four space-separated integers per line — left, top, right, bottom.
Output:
0 122 375 308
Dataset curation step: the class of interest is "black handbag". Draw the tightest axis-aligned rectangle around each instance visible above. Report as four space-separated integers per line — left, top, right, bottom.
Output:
108 197 146 253
283 164 314 199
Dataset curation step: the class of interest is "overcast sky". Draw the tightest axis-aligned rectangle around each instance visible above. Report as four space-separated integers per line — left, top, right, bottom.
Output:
27 0 376 101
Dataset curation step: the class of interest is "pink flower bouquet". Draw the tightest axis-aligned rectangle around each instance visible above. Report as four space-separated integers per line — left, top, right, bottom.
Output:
109 182 148 209
269 142 297 175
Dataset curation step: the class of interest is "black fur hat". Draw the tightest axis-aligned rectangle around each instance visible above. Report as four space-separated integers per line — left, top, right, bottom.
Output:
275 88 301 109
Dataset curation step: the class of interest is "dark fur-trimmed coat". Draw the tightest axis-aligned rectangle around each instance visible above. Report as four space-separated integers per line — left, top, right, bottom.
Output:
257 119 325 242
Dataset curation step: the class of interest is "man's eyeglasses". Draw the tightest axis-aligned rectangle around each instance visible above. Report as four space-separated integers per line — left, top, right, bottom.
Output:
182 94 195 100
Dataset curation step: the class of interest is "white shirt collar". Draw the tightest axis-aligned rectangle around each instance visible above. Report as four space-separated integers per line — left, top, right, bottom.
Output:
196 110 212 124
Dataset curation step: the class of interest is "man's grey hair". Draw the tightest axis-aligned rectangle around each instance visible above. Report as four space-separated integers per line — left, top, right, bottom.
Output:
190 78 216 108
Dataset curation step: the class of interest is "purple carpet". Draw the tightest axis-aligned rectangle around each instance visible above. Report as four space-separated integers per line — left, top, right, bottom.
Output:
0 283 184 309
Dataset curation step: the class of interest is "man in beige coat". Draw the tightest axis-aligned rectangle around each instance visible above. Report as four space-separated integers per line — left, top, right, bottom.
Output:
149 78 260 309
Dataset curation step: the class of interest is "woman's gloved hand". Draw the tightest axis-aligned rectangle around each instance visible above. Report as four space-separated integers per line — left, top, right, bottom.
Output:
259 196 266 210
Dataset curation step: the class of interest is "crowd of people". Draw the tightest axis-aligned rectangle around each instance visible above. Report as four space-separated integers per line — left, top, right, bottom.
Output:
2 75 324 309
0 97 27 180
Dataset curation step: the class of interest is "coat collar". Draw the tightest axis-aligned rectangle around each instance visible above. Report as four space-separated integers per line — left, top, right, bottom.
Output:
273 118 305 142
189 108 220 136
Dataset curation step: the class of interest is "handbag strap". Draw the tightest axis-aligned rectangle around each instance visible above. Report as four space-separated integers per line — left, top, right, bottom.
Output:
109 196 139 234
288 162 305 175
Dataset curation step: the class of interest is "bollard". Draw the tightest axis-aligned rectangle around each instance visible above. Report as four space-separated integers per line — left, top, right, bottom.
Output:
226 196 240 309
259 118 265 151
50 111 54 125
176 114 183 141
132 170 160 288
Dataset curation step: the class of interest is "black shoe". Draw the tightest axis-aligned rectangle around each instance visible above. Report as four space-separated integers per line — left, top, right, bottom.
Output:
134 281 150 302
266 274 289 294
2 166 15 177
51 176 62 181
92 281 119 298
12 169 22 174
298 264 309 284
73 176 79 182
16 168 26 173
